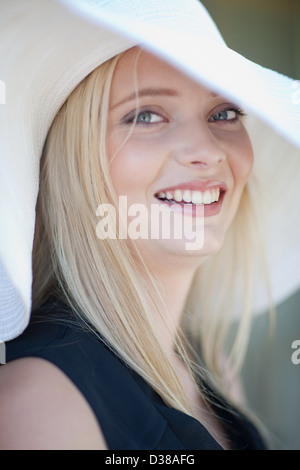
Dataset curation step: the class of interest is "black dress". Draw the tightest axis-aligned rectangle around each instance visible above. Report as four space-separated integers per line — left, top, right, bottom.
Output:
6 298 266 450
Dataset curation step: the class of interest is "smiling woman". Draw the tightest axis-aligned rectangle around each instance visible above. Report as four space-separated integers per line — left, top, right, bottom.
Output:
1 0 300 451
107 48 253 261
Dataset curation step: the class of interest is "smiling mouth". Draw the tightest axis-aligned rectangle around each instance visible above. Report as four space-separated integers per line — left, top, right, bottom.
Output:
154 187 223 205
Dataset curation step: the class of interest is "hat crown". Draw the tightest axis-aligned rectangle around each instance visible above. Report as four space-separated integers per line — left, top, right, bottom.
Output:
75 0 225 41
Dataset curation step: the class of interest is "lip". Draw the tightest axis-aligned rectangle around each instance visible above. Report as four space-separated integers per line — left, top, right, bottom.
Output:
154 180 227 217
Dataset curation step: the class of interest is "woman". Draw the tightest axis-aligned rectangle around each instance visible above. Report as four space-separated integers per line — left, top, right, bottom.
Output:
0 0 299 450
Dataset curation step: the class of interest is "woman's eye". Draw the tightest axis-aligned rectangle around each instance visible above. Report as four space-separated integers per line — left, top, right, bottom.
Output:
136 111 164 124
209 108 244 123
123 110 165 125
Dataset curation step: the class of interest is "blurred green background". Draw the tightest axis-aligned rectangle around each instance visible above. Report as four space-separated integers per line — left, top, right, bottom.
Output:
201 0 300 77
201 0 300 449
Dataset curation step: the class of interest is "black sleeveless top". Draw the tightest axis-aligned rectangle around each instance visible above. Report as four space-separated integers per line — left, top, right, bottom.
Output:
6 298 266 450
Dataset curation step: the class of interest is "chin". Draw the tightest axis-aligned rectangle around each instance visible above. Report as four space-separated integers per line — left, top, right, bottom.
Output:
145 232 226 265
181 224 226 256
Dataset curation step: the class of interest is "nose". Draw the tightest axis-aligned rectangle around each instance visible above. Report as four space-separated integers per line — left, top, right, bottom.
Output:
172 119 226 169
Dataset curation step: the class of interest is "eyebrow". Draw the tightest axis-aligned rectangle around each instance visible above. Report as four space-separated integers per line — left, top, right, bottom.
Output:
110 87 179 109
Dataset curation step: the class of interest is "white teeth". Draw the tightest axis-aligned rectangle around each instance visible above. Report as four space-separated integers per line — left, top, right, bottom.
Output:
212 188 220 202
156 188 222 205
174 189 183 202
191 191 203 204
182 189 192 203
203 190 212 204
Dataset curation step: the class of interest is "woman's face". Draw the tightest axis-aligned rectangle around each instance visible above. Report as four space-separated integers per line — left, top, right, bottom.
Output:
106 48 253 264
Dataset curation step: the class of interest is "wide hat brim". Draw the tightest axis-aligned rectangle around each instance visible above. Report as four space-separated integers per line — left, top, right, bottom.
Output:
1 0 300 340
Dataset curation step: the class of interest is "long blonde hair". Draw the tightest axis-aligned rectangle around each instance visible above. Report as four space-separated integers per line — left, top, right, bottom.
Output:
33 51 272 418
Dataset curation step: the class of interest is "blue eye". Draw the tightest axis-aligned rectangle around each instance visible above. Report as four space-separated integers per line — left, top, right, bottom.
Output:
209 107 245 123
136 111 163 124
123 109 165 125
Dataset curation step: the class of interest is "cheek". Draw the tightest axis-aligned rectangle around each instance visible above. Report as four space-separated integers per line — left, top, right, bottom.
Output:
222 132 253 231
107 137 158 197
228 131 254 188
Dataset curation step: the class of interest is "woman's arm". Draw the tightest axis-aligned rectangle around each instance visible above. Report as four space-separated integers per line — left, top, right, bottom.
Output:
0 357 107 450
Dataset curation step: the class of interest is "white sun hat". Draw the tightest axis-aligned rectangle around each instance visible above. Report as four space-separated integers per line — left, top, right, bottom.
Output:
0 0 299 341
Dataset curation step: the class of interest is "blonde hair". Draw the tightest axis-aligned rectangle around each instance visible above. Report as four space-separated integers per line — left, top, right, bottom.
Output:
33 51 272 421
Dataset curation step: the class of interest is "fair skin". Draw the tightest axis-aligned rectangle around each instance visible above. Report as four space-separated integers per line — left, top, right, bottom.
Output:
107 48 253 448
0 48 253 449
107 48 253 358
0 358 107 450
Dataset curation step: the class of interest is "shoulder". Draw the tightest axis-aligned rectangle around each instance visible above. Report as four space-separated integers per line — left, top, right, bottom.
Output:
0 357 107 449
3 299 168 450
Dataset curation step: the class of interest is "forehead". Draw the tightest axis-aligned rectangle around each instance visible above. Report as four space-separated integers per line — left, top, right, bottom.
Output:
111 47 204 93
110 47 220 106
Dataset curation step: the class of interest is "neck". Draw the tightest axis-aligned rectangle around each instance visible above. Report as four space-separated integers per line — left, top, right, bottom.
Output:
146 261 199 361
